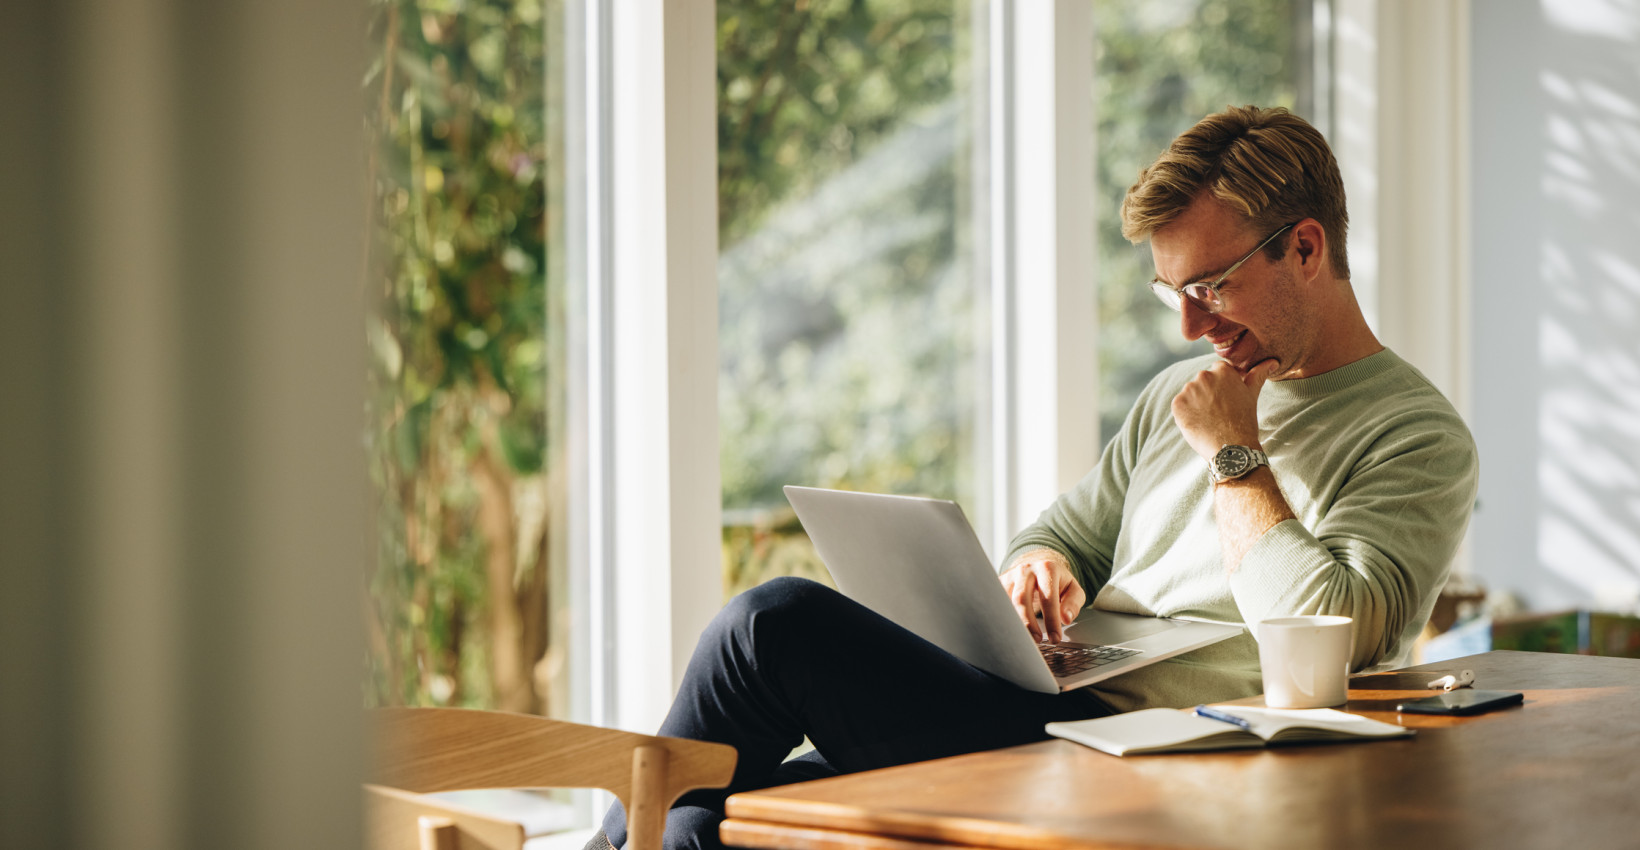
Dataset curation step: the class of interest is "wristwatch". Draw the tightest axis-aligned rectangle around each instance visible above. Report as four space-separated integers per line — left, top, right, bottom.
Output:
1208 444 1269 484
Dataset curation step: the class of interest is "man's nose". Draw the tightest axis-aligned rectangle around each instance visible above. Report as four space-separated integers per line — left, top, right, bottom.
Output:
1179 298 1216 341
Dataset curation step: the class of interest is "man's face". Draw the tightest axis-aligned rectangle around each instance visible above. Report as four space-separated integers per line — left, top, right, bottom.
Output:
1149 197 1316 379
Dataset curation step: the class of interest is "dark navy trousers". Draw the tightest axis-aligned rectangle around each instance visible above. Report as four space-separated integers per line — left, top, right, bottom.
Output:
599 576 1111 850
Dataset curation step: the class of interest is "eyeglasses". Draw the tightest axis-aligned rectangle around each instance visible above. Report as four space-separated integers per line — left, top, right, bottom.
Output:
1146 223 1295 315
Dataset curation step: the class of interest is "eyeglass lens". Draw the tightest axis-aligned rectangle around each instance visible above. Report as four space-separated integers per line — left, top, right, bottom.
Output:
1149 281 1221 314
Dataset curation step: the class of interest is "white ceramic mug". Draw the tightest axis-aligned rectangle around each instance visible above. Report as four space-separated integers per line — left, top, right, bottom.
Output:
1257 615 1354 709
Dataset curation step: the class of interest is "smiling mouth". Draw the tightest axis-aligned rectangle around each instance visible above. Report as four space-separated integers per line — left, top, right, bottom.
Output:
1211 330 1246 355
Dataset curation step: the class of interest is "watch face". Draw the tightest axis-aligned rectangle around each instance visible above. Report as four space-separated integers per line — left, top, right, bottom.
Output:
1214 446 1252 478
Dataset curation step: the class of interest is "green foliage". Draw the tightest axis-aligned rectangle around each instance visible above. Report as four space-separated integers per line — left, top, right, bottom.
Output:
363 0 561 713
718 0 978 532
719 0 962 245
1092 0 1305 441
721 508 835 600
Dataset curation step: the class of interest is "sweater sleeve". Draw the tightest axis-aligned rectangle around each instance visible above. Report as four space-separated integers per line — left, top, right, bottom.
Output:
1228 409 1479 670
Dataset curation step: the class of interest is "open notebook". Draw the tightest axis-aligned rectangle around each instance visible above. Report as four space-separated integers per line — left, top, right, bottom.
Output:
1046 706 1412 756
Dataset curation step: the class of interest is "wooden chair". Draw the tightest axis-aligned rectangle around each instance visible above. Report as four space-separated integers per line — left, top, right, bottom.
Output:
366 707 738 850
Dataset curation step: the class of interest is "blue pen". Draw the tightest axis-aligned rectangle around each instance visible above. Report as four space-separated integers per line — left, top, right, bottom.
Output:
1193 705 1253 730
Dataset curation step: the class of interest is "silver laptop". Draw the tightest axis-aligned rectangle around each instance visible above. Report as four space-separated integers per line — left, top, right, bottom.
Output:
784 486 1244 694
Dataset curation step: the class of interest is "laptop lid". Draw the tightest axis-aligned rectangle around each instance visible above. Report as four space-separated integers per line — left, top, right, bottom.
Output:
783 486 1243 694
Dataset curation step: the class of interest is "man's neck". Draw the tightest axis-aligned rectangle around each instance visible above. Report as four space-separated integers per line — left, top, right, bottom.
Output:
1284 282 1383 379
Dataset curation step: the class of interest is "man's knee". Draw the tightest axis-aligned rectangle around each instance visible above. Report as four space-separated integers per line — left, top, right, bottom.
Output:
707 576 838 660
718 576 835 632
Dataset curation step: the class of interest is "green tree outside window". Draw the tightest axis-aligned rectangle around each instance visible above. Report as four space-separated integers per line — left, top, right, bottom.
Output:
364 0 570 716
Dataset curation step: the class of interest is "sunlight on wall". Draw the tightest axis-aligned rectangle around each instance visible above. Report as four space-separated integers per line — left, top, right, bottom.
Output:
1535 0 1640 609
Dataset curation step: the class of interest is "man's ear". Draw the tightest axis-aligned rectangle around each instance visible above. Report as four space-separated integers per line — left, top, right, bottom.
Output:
1291 219 1327 283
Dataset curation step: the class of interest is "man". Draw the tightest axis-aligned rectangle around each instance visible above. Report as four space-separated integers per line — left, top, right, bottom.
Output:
1000 105 1476 713
591 106 1478 850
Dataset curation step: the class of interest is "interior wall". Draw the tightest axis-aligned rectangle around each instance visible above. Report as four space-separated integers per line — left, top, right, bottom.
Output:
1470 0 1640 611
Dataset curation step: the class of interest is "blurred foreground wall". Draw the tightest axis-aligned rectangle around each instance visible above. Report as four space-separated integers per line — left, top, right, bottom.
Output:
0 1 366 847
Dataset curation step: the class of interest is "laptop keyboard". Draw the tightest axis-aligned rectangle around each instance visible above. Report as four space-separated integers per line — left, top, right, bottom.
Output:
1037 642 1142 677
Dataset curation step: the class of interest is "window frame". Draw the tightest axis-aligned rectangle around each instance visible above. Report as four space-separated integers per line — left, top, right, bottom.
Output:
570 0 721 735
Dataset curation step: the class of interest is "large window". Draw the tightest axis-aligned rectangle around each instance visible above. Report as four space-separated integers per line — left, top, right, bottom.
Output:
364 0 573 720
717 1 987 597
1092 0 1323 440
357 0 1342 839
359 0 1333 728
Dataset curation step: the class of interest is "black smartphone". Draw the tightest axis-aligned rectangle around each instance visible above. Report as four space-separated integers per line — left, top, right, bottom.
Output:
1397 689 1524 716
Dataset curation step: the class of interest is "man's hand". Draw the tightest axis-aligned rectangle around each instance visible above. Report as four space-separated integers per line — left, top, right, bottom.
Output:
999 548 1085 643
1171 359 1281 458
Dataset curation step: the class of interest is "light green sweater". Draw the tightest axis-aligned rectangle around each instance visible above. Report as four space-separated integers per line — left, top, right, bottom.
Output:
1006 349 1479 712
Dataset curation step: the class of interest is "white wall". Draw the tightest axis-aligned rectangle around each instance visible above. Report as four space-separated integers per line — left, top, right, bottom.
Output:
1470 0 1640 611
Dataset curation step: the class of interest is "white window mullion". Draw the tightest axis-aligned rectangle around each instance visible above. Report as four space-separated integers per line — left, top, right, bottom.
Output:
608 0 719 734
984 0 1015 561
1375 0 1471 417
1334 0 1381 329
1336 0 1471 412
564 0 615 730
1002 0 1097 548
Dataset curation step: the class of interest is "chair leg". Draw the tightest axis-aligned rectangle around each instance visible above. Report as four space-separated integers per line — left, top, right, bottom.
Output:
626 745 671 850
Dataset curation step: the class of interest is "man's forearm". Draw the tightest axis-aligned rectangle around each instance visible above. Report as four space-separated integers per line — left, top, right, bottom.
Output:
1212 467 1296 573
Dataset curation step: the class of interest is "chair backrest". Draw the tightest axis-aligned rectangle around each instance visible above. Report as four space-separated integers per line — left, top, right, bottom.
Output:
366 707 737 850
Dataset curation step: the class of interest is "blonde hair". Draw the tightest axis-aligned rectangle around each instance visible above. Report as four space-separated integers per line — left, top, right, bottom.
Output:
1121 106 1349 279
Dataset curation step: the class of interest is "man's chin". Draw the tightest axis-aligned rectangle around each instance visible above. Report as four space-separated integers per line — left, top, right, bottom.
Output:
1247 356 1286 378
1219 353 1280 376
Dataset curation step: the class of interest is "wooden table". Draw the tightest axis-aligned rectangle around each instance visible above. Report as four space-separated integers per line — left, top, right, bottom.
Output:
720 651 1640 850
